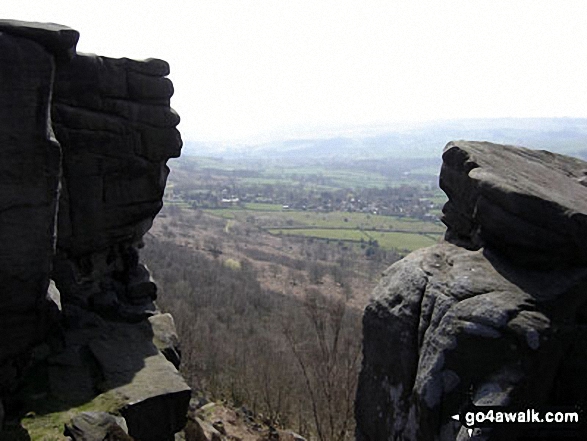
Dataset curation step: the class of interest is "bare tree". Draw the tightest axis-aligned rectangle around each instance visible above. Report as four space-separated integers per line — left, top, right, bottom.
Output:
283 288 362 441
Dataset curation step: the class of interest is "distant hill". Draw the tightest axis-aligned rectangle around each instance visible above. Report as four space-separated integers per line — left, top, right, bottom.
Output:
183 118 587 160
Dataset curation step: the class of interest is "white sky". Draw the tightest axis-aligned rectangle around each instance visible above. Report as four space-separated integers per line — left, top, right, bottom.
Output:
2 1 587 143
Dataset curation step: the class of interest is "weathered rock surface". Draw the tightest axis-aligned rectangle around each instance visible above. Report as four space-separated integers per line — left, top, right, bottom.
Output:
440 141 587 266
0 19 188 441
0 19 74 394
46 316 190 440
150 312 182 369
64 411 130 441
356 142 587 440
0 19 79 60
52 52 180 258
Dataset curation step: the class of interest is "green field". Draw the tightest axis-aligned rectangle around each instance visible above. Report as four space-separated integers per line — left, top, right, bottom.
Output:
164 201 191 208
268 228 442 252
243 202 285 211
281 168 390 188
201 203 445 253
206 206 445 233
365 231 442 251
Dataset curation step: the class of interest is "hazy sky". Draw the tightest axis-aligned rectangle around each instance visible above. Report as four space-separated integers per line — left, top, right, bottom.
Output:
2 1 587 143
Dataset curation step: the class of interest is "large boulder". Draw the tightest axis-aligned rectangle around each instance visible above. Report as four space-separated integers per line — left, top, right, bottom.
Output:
356 142 587 440
64 411 130 441
440 141 587 266
52 318 190 441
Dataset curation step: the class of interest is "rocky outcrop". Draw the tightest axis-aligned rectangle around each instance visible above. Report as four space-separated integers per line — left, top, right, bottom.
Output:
356 141 587 440
0 20 188 440
178 399 308 441
0 19 65 387
52 52 180 258
440 141 587 266
64 412 130 440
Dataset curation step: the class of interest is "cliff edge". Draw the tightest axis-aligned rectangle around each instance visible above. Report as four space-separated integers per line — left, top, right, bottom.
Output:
355 141 587 440
0 20 189 440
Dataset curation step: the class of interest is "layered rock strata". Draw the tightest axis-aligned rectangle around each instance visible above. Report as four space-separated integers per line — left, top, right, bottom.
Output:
356 141 587 440
0 20 189 440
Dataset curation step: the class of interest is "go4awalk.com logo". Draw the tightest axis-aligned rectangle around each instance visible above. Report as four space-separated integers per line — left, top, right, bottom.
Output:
451 405 583 437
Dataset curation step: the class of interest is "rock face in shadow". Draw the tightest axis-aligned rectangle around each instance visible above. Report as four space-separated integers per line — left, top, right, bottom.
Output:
0 19 67 393
0 20 188 440
355 141 587 440
53 53 181 258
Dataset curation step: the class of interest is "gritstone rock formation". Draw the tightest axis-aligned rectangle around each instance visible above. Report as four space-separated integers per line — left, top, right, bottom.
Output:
355 141 587 440
0 20 189 440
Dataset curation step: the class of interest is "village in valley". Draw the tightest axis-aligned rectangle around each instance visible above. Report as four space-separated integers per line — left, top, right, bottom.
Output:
162 155 447 255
